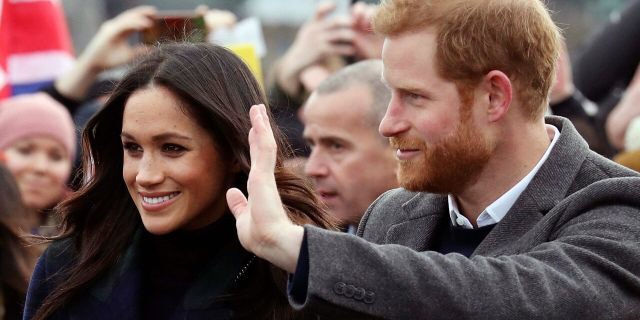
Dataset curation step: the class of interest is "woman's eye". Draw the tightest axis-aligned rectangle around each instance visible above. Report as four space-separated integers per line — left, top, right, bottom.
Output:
16 145 34 155
162 144 186 154
123 142 142 155
48 151 64 162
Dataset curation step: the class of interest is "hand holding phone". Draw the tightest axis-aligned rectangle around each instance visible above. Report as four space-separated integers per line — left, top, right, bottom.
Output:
317 0 352 20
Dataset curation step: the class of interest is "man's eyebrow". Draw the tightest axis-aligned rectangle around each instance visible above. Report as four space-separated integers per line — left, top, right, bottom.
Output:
380 76 429 95
318 136 349 146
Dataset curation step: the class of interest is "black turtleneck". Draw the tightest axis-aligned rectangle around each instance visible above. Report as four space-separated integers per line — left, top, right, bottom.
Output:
139 214 236 319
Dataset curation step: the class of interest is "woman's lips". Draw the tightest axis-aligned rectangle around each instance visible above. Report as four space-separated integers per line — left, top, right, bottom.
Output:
139 192 181 212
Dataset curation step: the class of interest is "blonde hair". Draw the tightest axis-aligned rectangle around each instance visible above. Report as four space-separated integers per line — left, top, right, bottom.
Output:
373 0 561 120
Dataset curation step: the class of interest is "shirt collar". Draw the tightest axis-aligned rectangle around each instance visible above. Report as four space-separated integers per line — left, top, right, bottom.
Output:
448 124 560 229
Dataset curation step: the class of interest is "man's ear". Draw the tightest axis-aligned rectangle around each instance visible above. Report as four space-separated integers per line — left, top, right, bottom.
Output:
482 70 512 122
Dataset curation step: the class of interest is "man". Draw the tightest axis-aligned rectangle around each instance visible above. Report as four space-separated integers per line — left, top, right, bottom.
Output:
227 0 640 318
302 60 397 232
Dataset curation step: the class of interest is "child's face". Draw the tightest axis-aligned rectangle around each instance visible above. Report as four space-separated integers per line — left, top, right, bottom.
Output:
4 136 71 210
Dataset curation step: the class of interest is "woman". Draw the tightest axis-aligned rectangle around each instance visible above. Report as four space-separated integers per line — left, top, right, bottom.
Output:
0 93 76 235
0 163 38 320
24 43 335 319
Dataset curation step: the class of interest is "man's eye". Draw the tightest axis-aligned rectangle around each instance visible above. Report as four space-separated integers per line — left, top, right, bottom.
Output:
330 143 344 151
406 92 423 101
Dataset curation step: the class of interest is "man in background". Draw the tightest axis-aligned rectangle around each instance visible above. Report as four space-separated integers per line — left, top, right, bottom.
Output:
302 60 397 232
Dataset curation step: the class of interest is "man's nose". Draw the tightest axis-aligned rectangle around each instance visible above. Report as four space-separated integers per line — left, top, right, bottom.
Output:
304 149 330 178
379 95 410 137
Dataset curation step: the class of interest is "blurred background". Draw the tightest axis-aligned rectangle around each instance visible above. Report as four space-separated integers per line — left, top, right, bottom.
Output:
61 0 632 77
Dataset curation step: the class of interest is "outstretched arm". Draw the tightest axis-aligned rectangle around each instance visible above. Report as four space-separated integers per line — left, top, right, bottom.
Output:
226 104 304 273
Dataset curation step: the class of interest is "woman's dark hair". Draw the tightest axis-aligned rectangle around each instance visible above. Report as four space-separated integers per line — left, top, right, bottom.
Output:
34 43 335 319
0 164 36 296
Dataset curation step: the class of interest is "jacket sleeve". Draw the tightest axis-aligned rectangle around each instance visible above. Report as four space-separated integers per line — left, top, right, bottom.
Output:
23 240 74 320
290 180 640 319
23 254 50 320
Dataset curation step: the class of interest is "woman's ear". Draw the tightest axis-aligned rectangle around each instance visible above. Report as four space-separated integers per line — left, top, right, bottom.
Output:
483 70 513 122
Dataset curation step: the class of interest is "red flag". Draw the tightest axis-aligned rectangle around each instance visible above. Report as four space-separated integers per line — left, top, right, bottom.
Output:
0 0 74 100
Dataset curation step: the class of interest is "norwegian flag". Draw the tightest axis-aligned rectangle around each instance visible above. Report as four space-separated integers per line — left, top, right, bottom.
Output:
0 0 74 100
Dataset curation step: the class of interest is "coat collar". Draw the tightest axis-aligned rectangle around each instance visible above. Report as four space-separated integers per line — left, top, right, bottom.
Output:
384 192 447 251
475 116 590 255
384 117 591 255
89 225 254 312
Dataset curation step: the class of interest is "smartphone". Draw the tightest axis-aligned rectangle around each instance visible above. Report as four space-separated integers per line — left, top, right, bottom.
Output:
142 10 207 45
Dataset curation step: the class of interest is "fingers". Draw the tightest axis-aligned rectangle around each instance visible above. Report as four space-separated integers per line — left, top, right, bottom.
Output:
107 5 156 34
249 104 277 174
226 188 248 219
195 5 209 15
314 1 338 21
204 9 238 32
325 16 353 30
124 5 157 15
351 2 368 28
330 43 356 56
325 26 355 43
351 2 377 30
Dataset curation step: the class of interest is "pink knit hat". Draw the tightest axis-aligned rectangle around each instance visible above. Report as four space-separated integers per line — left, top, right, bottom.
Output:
0 93 76 159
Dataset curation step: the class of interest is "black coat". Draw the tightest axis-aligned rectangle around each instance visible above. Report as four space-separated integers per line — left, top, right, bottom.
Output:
23 219 272 320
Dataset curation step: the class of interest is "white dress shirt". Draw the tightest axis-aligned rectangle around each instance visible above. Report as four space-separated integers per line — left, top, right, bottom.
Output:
448 125 561 229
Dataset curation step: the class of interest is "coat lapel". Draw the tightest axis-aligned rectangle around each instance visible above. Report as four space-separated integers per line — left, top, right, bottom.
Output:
474 116 590 256
73 231 143 319
182 237 254 310
384 193 448 252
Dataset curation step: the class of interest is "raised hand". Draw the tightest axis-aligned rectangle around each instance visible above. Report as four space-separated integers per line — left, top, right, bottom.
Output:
54 6 156 100
275 2 355 96
350 1 384 60
81 6 157 71
227 104 304 273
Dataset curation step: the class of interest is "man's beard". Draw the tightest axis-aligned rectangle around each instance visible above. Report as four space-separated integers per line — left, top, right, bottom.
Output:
390 109 495 194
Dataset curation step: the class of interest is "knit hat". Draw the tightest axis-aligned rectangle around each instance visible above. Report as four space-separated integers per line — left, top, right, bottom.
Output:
0 93 76 159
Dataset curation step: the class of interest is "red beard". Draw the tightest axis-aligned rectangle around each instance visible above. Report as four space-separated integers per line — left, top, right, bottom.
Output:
390 110 495 194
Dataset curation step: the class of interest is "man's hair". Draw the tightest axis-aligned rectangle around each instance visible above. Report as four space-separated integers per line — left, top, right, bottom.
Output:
373 0 561 120
315 59 391 129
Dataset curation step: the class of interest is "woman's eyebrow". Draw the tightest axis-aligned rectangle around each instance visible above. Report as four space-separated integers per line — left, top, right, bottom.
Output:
120 132 192 142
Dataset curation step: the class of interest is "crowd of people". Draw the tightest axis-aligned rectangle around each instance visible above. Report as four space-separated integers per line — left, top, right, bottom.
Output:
1 0 639 319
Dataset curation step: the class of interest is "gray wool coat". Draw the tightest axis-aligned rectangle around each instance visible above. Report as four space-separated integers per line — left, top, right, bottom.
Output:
290 116 640 319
